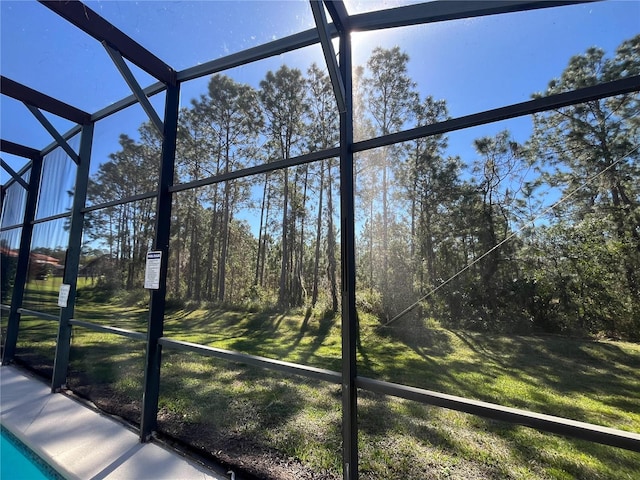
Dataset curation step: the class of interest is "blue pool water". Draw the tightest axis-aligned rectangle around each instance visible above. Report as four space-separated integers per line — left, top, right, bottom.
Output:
1 427 63 480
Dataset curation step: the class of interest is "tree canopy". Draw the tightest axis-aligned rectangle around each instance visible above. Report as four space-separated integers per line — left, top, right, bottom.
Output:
85 35 640 340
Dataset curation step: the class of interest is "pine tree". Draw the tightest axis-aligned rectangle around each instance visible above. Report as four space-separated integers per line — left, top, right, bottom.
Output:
260 66 309 308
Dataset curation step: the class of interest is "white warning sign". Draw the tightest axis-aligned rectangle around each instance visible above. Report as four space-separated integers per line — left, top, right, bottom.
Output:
58 284 71 308
144 251 162 290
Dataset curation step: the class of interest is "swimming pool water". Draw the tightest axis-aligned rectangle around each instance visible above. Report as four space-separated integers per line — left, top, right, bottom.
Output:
1 427 63 480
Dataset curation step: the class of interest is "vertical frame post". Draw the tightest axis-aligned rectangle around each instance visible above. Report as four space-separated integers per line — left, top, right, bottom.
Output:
140 82 180 441
339 31 358 480
2 155 43 364
51 122 94 390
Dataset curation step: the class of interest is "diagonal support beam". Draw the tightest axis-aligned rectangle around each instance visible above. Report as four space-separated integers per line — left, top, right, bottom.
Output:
25 104 80 164
310 0 346 114
1 158 29 190
103 42 164 137
323 0 350 33
40 0 176 86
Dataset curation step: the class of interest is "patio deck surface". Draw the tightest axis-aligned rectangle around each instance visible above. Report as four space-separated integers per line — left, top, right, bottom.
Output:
1 365 227 480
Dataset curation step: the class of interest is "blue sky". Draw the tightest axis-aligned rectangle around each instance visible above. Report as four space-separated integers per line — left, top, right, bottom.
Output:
1 0 639 182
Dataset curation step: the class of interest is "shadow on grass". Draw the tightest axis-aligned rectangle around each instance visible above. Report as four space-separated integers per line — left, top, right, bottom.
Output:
358 389 640 479
449 331 640 409
361 320 640 424
154 350 341 480
13 318 59 381
65 333 146 426
22 281 62 314
355 321 640 478
480 415 640 479
13 292 639 479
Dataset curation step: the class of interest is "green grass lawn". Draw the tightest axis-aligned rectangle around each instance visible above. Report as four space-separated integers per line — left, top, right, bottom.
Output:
11 285 640 479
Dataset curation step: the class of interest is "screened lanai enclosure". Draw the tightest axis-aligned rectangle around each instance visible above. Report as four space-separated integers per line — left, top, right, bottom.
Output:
1 1 640 478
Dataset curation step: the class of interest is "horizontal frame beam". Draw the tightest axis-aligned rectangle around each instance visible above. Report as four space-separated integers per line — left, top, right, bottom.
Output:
357 376 640 452
155 333 640 453
32 1 590 149
69 319 147 341
1 140 40 160
31 212 72 225
178 27 328 83
39 0 176 86
170 147 340 194
1 76 91 124
80 190 158 213
354 75 640 153
159 337 342 385
17 308 59 322
348 0 594 31
0 225 23 233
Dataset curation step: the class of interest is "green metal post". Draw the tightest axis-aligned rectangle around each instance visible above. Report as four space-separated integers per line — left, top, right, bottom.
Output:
51 122 94 391
140 82 180 441
2 155 43 364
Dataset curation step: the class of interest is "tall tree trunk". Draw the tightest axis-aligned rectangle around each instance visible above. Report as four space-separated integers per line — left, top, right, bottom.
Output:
255 174 269 286
295 164 310 305
218 182 231 302
424 210 436 288
311 162 324 306
205 184 220 300
369 198 374 292
172 195 181 295
218 184 231 302
481 198 498 313
261 184 272 287
218 139 232 302
278 168 289 307
326 160 338 312
382 157 389 293
186 196 197 299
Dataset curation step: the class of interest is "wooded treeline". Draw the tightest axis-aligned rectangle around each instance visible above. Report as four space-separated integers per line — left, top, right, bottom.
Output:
84 35 640 340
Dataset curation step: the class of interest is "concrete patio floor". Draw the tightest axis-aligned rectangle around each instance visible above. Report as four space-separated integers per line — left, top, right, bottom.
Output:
1 365 228 480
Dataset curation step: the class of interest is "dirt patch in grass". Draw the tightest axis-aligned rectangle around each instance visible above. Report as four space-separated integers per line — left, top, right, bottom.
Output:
64 368 338 480
66 377 142 426
158 413 338 480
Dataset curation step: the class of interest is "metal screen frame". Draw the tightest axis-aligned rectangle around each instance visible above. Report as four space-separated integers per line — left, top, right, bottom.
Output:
2 2 639 479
